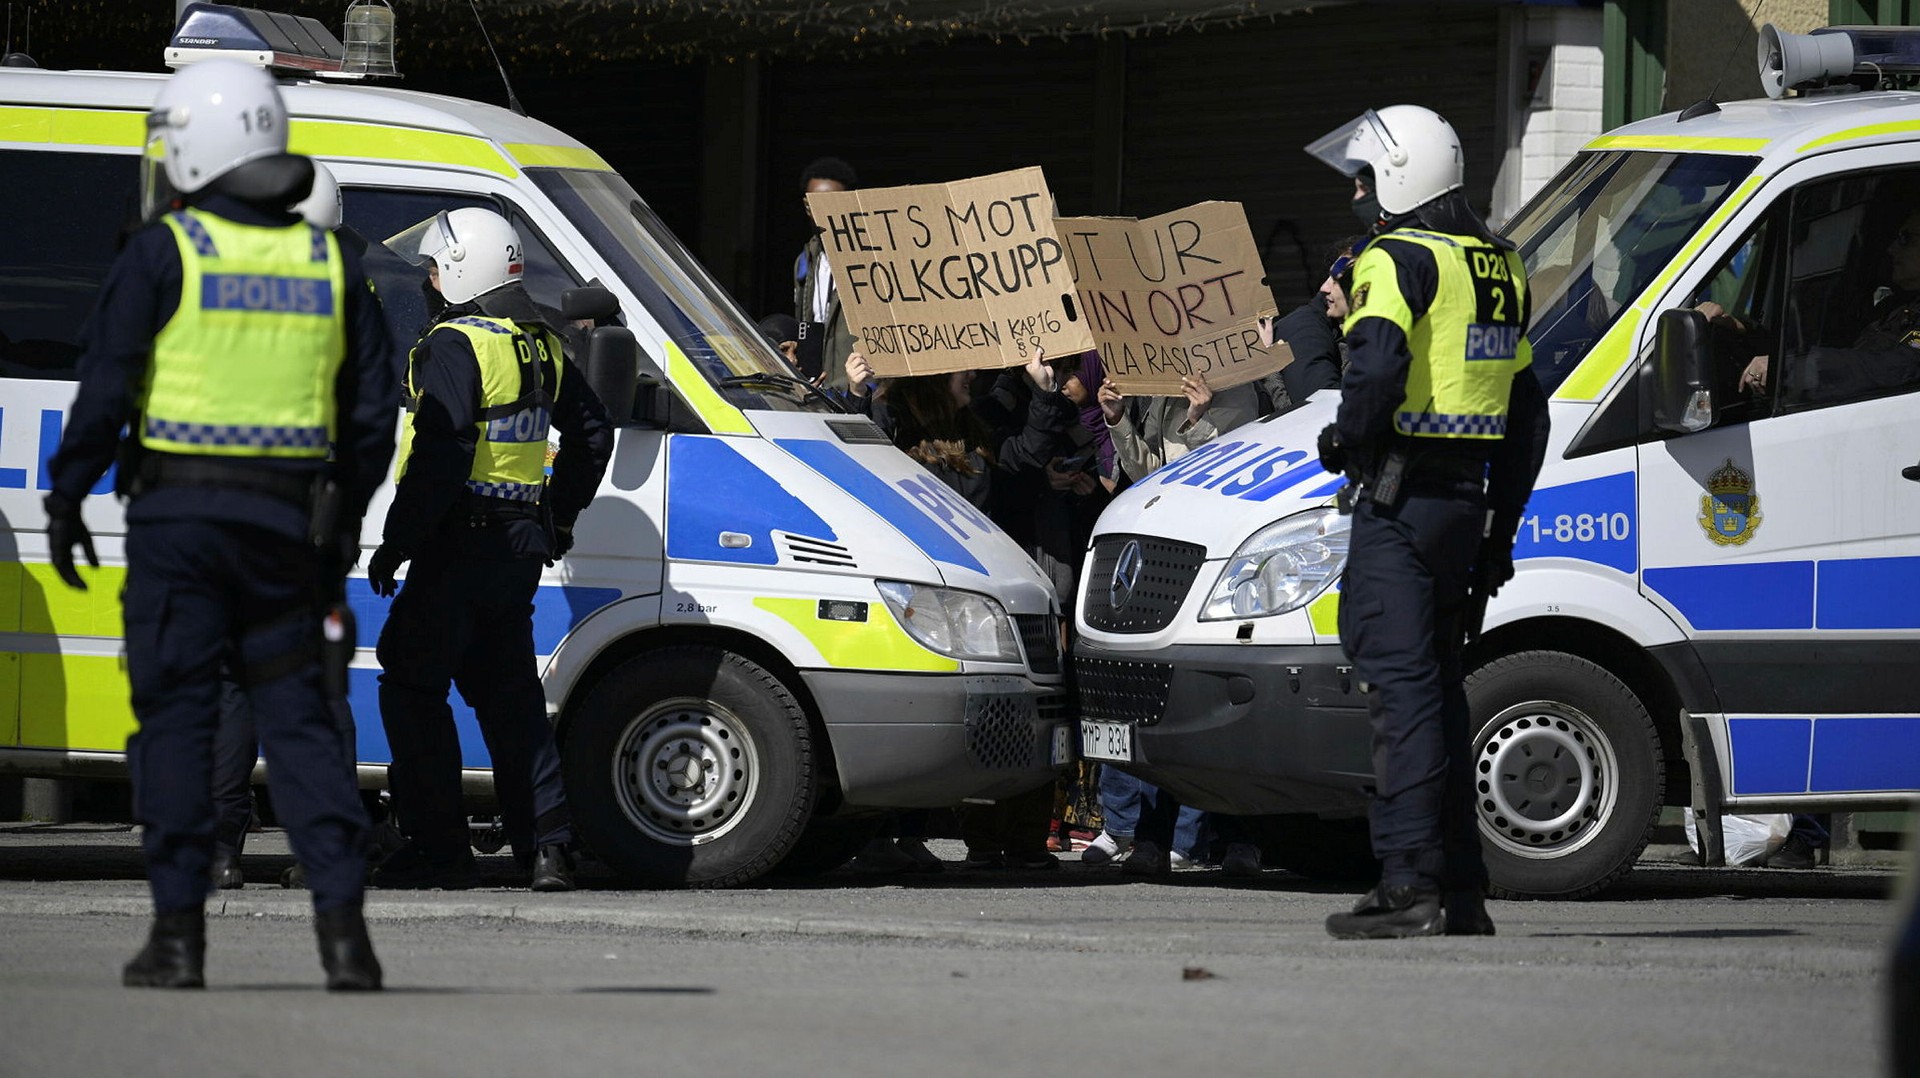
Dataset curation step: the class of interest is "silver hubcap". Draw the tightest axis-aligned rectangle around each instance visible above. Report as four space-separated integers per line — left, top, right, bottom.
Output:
611 697 758 846
1474 701 1618 859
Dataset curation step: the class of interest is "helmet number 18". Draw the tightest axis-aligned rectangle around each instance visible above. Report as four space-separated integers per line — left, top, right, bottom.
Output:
238 106 276 135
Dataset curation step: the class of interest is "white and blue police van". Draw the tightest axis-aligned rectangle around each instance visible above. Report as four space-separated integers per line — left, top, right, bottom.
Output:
0 4 1068 886
1074 24 1920 898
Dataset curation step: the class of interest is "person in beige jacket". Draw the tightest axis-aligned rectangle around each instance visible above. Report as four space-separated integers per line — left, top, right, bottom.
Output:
1095 373 1260 482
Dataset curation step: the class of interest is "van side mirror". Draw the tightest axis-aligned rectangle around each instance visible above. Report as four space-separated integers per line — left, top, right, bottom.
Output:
1650 308 1715 433
561 284 621 324
580 324 639 426
630 343 676 428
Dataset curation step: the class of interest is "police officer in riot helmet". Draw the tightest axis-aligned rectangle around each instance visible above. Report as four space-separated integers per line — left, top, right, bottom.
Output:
45 59 397 988
367 207 612 892
1307 105 1551 939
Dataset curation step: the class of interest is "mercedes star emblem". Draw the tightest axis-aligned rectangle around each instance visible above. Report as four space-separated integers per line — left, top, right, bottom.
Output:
1110 540 1144 610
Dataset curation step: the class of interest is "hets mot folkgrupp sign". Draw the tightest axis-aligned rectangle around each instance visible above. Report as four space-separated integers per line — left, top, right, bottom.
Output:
805 167 1095 376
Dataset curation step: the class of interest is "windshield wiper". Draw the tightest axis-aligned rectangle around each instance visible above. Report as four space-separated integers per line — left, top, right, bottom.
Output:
717 371 845 412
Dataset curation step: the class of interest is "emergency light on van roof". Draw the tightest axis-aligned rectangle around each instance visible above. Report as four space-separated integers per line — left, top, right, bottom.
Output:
166 2 398 80
1760 23 1920 99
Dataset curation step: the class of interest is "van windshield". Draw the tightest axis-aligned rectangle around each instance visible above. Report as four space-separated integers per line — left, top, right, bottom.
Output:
532 168 836 414
1504 150 1756 394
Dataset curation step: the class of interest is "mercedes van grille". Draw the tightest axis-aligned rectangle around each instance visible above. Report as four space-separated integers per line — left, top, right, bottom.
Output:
964 694 1048 769
826 418 891 445
779 533 857 568
1082 534 1206 633
1014 613 1062 675
1074 657 1175 726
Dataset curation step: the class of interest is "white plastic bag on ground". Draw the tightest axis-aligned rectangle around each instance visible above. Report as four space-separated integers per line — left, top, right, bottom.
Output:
1684 811 1792 866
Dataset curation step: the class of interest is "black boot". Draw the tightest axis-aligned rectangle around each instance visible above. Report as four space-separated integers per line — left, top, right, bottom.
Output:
1444 889 1497 936
529 844 576 893
123 908 206 988
1325 885 1445 940
315 905 383 992
210 847 245 890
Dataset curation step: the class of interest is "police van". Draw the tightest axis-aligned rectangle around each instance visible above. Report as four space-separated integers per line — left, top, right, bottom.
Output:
1075 24 1920 898
0 4 1068 886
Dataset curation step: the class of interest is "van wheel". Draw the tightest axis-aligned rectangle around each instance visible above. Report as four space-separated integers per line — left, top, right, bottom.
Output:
563 645 815 888
1467 650 1663 900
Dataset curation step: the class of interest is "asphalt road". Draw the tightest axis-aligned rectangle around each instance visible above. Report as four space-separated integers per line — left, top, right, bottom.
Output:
0 825 1907 1078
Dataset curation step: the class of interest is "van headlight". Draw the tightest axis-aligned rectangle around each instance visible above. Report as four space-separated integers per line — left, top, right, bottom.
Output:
1199 507 1351 621
876 581 1020 662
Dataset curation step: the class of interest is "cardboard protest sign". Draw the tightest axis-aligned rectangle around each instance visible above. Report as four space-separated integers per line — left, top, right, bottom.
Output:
1057 202 1287 395
806 167 1095 377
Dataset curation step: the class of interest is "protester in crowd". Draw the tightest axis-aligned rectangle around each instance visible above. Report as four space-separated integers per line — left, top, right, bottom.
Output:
1089 368 1259 874
1259 236 1364 415
757 312 804 373
1097 373 1259 483
795 157 860 392
846 352 996 511
840 353 997 872
1081 768 1205 870
962 348 1112 868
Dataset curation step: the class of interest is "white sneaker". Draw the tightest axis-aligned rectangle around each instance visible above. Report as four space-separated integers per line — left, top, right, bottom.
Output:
1169 849 1200 870
1081 831 1132 865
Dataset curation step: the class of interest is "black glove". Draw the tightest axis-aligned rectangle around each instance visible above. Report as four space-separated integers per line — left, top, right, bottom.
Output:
44 494 98 590
1475 512 1520 599
1316 424 1347 475
367 544 406 598
337 533 363 573
546 524 575 567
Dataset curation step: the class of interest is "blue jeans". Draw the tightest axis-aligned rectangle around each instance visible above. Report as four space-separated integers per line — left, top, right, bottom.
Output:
1098 767 1204 857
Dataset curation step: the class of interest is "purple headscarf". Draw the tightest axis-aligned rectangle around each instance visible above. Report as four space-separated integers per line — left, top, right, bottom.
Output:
1068 351 1115 477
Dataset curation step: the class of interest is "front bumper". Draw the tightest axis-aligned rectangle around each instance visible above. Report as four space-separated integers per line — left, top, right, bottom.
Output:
803 671 1067 807
1075 641 1374 816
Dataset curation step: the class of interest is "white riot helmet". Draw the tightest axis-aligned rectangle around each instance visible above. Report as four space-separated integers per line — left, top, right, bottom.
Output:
1306 105 1463 216
385 207 522 305
143 59 288 217
294 160 342 230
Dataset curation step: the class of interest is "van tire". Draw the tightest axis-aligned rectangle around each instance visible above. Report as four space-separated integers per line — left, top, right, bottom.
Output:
1245 814 1381 883
1466 650 1663 901
563 645 815 888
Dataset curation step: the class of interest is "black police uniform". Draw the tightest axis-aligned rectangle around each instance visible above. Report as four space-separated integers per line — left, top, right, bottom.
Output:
371 285 611 886
1325 221 1550 936
46 190 397 959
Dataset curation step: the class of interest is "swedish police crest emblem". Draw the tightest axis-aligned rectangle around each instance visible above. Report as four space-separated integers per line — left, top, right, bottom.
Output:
1698 458 1761 546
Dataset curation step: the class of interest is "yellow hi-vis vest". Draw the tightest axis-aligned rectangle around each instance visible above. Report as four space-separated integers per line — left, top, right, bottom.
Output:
1343 227 1531 440
395 315 560 503
140 209 347 457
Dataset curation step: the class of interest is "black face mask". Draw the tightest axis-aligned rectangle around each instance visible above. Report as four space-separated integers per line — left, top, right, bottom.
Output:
1352 191 1382 226
420 275 448 321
